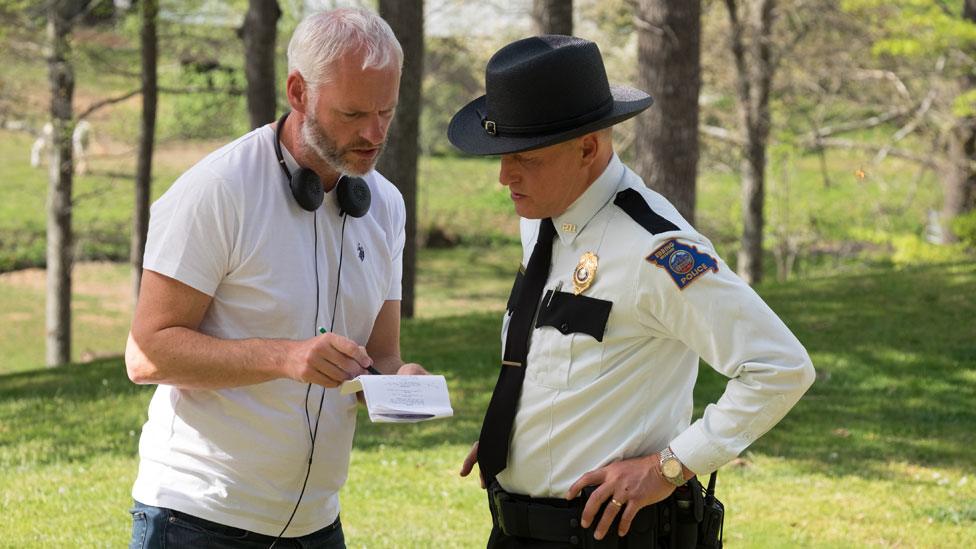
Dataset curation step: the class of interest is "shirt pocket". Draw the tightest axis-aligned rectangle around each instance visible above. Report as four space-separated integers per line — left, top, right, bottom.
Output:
529 290 612 389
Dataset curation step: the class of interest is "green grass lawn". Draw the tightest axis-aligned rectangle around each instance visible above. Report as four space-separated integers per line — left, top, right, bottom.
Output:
2 260 974 547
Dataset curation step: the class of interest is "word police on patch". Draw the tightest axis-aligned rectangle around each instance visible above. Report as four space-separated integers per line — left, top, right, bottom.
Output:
646 239 719 290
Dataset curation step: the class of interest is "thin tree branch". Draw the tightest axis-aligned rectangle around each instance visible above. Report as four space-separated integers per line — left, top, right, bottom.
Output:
802 107 914 141
871 56 945 165
76 84 246 121
701 124 747 145
77 88 141 120
851 69 912 101
872 88 937 165
770 3 816 72
159 85 245 96
633 13 680 48
815 137 938 169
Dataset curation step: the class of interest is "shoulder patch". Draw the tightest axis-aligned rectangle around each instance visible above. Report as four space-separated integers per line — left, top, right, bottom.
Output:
646 239 718 290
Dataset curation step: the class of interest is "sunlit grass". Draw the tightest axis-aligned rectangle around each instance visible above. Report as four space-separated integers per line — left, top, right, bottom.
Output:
1 262 974 546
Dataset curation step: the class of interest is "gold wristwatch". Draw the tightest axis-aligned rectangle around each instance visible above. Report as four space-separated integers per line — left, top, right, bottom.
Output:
659 446 685 486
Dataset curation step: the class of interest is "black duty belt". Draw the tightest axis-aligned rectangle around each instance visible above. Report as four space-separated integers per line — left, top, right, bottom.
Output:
488 481 663 547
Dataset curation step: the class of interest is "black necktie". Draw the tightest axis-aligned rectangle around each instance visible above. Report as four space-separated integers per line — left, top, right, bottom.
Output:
479 218 556 480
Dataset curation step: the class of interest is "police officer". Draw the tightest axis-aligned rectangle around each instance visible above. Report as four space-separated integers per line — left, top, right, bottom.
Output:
452 35 816 548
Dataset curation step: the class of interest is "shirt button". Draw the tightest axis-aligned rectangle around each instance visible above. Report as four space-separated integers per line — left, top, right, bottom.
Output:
570 518 579 528
569 535 580 546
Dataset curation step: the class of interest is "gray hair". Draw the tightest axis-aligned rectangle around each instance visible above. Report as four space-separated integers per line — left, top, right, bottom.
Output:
287 7 403 87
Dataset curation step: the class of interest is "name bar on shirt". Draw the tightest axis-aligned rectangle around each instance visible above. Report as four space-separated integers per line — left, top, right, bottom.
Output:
502 360 523 367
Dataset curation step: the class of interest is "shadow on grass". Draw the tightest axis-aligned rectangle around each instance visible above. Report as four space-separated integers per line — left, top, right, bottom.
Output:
0 357 152 468
735 261 976 478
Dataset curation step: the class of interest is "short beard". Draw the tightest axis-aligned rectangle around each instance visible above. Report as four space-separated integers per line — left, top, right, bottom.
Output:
301 110 382 177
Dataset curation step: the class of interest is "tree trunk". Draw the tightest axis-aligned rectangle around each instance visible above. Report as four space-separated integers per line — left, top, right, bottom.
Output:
131 0 157 302
740 136 767 281
377 0 423 318
725 0 775 285
943 121 976 242
46 3 76 366
532 0 573 35
242 0 280 129
940 0 976 242
634 0 702 224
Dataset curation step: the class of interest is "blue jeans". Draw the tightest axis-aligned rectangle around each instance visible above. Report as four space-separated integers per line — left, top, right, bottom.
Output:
128 501 345 548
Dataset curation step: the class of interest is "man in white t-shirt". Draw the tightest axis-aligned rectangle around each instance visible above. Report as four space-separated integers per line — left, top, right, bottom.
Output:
124 8 426 548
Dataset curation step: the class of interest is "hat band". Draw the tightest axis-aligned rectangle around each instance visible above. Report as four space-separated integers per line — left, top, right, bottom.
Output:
481 96 614 137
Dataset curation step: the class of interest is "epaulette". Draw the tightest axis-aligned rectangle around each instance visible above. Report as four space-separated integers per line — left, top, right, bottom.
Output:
613 188 680 235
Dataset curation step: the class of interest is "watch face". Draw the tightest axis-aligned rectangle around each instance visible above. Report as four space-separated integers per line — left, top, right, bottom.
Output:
663 458 682 478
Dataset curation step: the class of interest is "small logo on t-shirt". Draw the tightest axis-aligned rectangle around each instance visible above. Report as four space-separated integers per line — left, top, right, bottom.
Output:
357 243 366 262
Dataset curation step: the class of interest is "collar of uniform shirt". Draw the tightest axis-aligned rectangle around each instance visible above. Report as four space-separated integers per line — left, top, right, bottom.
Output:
551 153 626 245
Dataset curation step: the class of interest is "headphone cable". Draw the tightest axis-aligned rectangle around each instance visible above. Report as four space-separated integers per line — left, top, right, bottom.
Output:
270 211 348 548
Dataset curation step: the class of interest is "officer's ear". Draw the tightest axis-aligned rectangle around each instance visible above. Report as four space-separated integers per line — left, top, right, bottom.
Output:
579 131 602 168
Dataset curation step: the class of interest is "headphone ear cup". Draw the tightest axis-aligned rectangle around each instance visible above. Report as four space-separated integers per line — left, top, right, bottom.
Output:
290 168 324 212
336 176 371 218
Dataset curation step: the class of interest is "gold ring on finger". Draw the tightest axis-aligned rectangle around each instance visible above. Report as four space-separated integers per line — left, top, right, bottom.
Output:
610 498 624 508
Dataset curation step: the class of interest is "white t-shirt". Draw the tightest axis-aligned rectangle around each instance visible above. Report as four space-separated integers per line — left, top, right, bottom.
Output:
132 125 405 536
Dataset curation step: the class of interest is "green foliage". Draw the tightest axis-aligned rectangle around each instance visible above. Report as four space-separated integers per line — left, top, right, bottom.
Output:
420 37 490 156
579 0 634 38
952 209 976 248
417 155 519 245
848 227 976 265
0 226 45 273
890 233 971 264
843 0 976 59
0 0 39 39
158 68 249 140
954 88 976 117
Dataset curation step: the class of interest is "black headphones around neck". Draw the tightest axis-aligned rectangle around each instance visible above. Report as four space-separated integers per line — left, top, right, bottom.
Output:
273 111 371 217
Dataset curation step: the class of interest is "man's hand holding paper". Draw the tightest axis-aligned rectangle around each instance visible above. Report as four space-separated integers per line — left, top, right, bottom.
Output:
341 373 454 423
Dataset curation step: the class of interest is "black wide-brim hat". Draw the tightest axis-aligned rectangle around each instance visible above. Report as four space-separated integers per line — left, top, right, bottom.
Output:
448 35 653 156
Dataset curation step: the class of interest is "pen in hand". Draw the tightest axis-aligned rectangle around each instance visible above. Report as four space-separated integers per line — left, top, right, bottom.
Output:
318 327 382 375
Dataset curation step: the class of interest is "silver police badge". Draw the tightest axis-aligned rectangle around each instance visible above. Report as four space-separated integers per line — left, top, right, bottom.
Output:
573 252 599 295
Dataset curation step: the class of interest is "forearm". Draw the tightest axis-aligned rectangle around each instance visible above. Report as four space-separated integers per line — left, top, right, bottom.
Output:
670 355 816 474
125 328 294 390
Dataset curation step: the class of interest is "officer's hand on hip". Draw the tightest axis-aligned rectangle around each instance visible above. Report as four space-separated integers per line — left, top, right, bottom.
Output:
285 332 373 387
565 454 675 540
459 442 486 488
